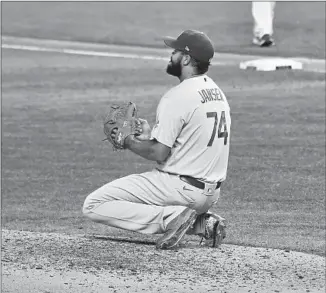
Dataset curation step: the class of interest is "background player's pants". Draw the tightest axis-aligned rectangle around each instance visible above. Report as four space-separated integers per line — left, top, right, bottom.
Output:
252 1 276 38
83 169 220 235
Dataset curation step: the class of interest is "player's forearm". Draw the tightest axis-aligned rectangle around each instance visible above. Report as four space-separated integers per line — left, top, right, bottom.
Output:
124 136 163 162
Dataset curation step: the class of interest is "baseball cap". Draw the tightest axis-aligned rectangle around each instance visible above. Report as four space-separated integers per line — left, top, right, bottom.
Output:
163 30 215 63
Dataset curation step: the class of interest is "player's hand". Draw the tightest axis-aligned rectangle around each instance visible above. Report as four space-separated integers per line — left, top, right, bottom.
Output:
111 128 118 141
135 118 151 141
110 119 144 140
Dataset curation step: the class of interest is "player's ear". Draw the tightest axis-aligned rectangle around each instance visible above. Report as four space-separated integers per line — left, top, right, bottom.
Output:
183 54 191 66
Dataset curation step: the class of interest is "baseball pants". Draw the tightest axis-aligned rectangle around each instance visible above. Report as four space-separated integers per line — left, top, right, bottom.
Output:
82 169 220 235
252 1 276 38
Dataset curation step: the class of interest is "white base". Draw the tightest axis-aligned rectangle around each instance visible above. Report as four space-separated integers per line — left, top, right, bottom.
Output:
240 58 303 71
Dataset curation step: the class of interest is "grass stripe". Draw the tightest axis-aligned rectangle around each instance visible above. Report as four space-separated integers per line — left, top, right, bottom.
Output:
2 36 325 72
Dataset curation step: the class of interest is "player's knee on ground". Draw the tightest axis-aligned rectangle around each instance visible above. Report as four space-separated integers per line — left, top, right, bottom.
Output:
82 196 115 225
82 194 98 219
82 202 103 223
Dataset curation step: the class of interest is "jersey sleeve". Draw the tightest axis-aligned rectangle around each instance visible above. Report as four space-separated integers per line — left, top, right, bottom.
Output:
151 96 185 148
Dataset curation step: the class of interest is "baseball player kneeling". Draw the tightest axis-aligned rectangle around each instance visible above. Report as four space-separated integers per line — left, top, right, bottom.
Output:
83 30 231 250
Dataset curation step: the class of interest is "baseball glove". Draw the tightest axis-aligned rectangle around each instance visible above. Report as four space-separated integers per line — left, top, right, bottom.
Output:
103 102 139 150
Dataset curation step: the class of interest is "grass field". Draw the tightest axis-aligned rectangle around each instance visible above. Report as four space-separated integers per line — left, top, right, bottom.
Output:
2 2 325 58
1 1 325 260
2 46 325 255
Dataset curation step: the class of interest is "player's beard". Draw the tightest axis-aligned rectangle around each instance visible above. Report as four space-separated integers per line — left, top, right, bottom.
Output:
166 58 182 77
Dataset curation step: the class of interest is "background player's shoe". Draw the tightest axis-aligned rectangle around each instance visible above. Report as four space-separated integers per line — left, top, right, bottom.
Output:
156 208 197 250
200 212 226 248
252 34 275 47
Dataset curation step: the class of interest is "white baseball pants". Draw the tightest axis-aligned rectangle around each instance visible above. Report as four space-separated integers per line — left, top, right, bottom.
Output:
82 169 220 235
252 1 276 38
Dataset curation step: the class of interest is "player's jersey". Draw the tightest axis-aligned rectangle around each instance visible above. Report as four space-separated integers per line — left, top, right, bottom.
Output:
151 75 231 183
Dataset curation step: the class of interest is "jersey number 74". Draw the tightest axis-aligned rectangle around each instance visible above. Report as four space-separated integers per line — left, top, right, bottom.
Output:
206 111 229 146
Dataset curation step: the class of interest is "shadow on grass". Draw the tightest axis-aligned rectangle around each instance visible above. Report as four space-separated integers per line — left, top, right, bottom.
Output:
88 235 156 246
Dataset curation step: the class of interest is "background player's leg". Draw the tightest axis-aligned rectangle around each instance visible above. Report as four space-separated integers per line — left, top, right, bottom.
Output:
270 1 276 35
252 1 275 46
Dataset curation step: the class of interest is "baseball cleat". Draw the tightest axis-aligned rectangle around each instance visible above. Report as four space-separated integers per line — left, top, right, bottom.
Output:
156 208 197 250
252 34 275 47
200 212 226 248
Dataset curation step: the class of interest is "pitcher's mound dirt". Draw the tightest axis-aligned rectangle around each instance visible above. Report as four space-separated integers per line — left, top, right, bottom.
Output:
2 229 325 293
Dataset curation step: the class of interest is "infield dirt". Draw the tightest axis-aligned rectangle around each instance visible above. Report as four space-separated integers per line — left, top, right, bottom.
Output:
2 229 325 293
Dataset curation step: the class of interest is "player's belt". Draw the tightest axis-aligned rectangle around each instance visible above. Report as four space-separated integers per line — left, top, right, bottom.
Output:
179 175 221 190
